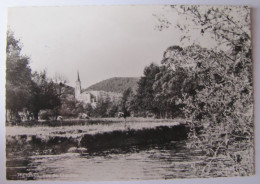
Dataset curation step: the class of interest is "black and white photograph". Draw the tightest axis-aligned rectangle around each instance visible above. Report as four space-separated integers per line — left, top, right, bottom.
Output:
4 4 254 182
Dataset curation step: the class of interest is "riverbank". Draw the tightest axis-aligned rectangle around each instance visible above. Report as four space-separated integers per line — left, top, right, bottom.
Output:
6 117 186 127
6 119 194 180
6 124 189 156
6 119 253 180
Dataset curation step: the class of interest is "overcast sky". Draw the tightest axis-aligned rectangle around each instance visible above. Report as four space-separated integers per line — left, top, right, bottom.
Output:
8 5 214 88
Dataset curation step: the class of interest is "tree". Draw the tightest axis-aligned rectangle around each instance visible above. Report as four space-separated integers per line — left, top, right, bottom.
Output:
153 64 188 118
135 63 160 117
27 71 61 120
56 98 76 118
174 6 251 54
54 73 68 99
6 31 32 121
155 5 251 56
120 87 135 117
107 104 119 117
84 103 94 117
155 5 253 176
92 96 111 117
6 31 64 122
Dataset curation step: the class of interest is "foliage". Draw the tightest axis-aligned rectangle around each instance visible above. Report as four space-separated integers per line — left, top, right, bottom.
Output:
119 87 135 117
107 104 119 117
182 45 253 176
83 103 94 117
91 96 112 118
152 65 187 118
6 31 74 121
172 5 251 54
27 71 61 120
134 63 160 117
6 31 32 121
55 81 76 118
153 5 253 176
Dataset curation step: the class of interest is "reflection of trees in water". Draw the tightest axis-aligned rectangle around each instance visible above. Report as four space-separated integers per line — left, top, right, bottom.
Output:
7 135 239 180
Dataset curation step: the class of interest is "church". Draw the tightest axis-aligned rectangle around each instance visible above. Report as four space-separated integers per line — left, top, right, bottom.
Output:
75 72 98 107
74 72 122 107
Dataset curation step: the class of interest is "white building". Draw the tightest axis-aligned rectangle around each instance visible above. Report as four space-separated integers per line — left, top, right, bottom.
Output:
75 72 97 107
75 72 122 107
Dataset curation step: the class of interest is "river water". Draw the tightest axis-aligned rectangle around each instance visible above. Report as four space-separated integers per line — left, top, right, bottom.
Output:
7 141 205 181
6 123 206 181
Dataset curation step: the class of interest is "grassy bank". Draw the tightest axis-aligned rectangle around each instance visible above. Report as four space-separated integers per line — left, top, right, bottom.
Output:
6 117 185 127
80 125 189 151
6 124 189 155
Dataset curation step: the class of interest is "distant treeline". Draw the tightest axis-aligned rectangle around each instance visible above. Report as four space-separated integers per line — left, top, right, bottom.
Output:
5 30 253 122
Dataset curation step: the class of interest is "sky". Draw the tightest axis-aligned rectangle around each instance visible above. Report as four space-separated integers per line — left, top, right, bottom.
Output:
7 6 179 88
7 5 220 88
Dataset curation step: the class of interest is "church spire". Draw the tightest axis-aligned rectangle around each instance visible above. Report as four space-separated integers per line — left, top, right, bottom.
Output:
75 70 81 100
77 70 80 82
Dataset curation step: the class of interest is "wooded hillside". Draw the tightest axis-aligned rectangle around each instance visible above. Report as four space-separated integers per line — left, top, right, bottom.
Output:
86 77 139 93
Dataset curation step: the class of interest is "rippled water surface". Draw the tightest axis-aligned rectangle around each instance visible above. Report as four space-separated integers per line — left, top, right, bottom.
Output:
6 123 205 181
7 142 204 180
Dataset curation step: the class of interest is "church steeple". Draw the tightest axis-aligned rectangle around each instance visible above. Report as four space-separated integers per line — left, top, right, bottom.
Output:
75 70 82 100
77 70 80 82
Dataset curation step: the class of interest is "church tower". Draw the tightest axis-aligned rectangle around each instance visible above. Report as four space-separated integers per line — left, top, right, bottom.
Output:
75 71 81 100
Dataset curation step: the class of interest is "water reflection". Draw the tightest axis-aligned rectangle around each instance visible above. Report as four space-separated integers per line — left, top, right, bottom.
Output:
7 140 205 181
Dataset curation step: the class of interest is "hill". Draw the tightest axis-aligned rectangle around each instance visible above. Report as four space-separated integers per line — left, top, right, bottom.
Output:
85 77 139 93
